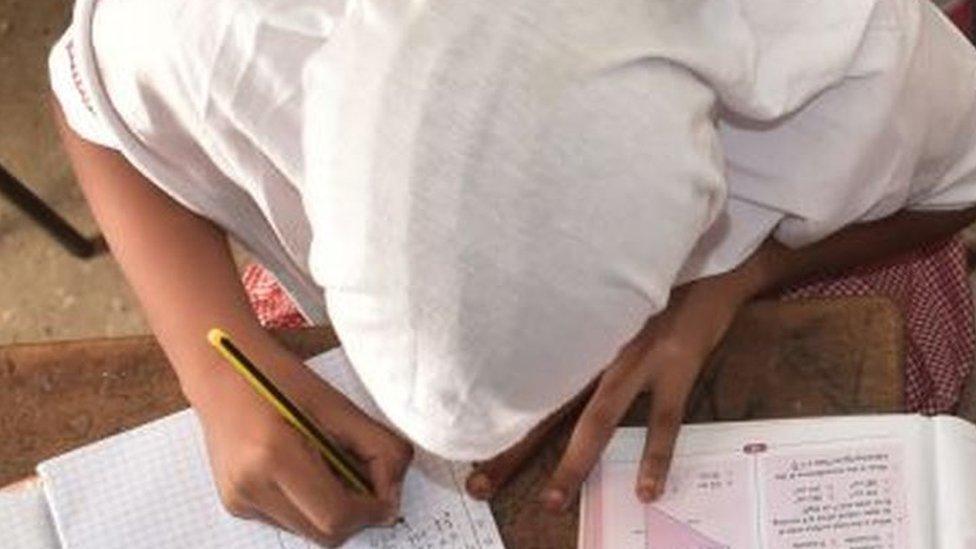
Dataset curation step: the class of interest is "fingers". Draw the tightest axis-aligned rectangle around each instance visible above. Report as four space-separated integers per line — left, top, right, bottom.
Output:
298 380 413 505
213 453 331 545
636 355 702 504
636 392 685 503
364 440 413 505
467 383 593 500
317 412 413 506
200 348 411 547
542 357 645 512
249 485 334 546
466 415 559 501
274 440 397 546
300 378 413 503
215 426 402 547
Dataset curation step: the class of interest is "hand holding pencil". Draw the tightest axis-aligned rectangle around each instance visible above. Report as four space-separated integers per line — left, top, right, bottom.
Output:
186 328 413 546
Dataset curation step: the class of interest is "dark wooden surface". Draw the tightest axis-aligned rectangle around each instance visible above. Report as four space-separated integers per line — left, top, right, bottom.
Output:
0 297 904 548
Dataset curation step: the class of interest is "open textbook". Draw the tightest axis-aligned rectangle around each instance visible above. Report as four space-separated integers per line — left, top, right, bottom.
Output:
580 415 976 549
2 348 503 549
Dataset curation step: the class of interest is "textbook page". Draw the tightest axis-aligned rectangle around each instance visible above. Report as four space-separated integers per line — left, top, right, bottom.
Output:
580 415 934 549
38 348 503 549
0 478 60 549
933 416 976 549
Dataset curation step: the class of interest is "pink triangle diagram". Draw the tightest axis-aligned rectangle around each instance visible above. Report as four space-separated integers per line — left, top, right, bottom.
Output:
645 506 729 549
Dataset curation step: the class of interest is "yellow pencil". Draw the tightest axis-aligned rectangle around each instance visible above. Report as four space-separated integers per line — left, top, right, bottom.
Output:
206 328 374 496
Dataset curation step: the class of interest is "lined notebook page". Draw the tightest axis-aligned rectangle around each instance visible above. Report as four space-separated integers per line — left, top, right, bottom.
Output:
38 348 503 549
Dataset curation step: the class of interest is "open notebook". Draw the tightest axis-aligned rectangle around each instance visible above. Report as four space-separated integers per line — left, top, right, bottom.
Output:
579 415 976 549
16 348 503 549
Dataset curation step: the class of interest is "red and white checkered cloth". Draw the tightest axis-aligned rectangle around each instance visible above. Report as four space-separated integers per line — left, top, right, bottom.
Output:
241 263 308 329
243 236 976 414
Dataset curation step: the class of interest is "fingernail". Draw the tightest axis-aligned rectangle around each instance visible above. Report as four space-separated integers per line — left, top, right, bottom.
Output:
637 479 656 503
539 488 565 511
651 480 665 501
466 473 492 499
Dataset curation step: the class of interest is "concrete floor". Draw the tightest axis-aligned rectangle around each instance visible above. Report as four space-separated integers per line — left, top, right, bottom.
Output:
0 0 146 344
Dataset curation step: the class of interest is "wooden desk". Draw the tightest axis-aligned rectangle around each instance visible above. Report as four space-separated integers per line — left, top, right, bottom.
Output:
0 297 904 548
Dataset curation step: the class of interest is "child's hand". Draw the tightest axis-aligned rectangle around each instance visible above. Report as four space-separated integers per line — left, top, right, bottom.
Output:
466 271 757 510
189 346 413 546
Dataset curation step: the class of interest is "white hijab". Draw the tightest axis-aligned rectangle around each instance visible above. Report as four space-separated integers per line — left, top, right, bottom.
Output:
52 0 976 459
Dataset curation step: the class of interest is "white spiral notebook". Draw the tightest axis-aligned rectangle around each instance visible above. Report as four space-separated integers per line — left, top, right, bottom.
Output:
2 348 504 549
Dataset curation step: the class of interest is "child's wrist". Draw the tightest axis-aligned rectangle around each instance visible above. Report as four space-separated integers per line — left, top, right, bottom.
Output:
177 354 237 410
175 327 289 409
729 239 793 299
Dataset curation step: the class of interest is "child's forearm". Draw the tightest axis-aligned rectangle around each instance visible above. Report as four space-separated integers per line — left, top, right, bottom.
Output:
52 102 284 403
732 206 976 299
54 104 414 538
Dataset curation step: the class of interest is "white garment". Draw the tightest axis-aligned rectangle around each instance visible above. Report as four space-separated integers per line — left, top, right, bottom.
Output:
51 0 976 459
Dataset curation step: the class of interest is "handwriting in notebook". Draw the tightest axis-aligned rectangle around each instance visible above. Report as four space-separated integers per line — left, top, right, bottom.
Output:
358 458 502 548
278 509 493 549
38 348 504 549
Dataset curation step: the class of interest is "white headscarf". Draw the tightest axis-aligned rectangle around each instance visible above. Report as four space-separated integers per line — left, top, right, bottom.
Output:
52 0 976 459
